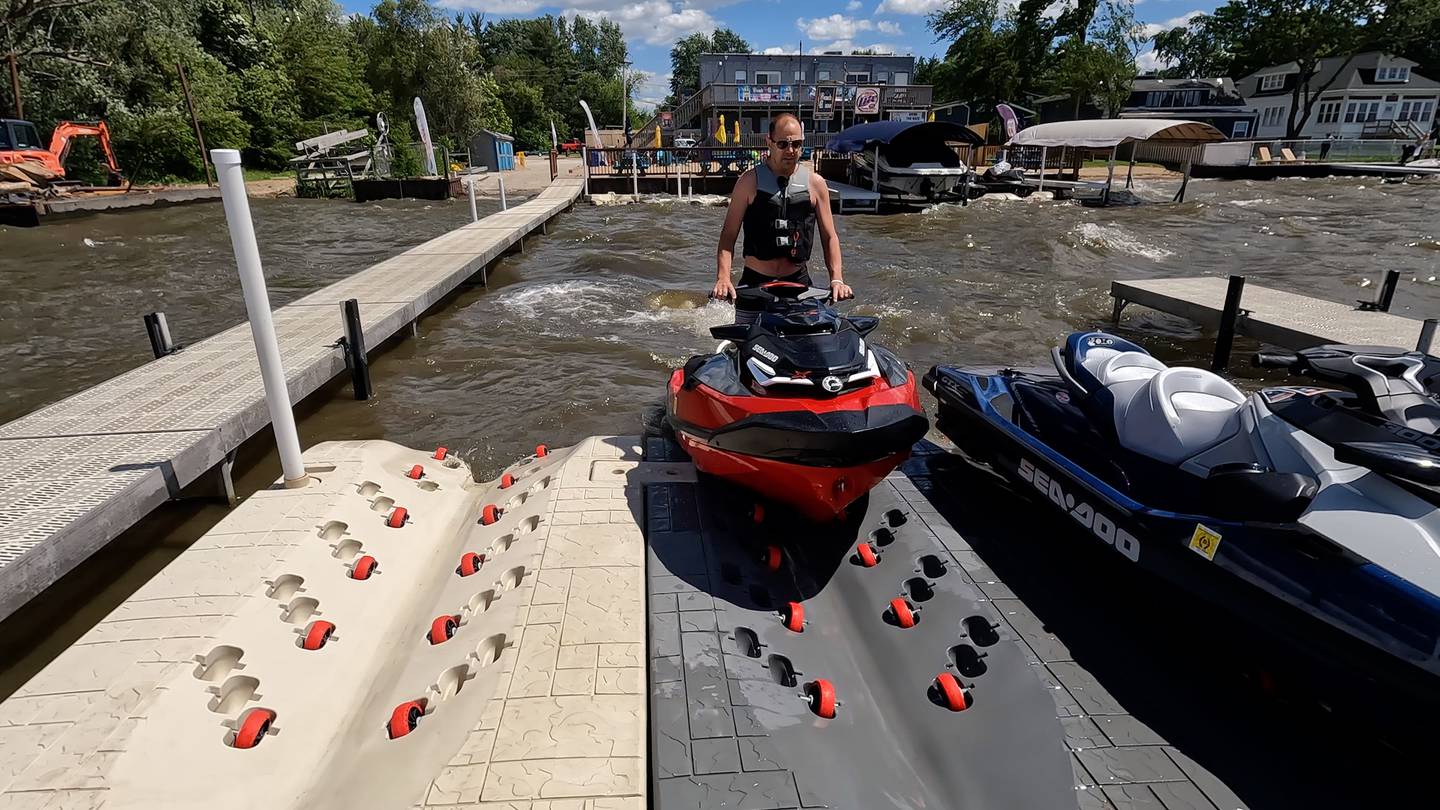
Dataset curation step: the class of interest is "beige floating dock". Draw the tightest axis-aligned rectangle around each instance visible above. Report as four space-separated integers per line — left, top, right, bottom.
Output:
1112 276 1431 349
0 179 584 624
0 436 658 809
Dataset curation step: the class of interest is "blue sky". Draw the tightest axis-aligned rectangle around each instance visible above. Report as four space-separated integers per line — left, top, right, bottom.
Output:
340 1 1219 108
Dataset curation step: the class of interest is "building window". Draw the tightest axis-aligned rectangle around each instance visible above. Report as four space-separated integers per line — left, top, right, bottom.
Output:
1317 102 1341 124
1262 106 1285 127
754 71 780 85
793 70 805 82
1232 120 1250 138
1400 100 1436 122
1377 66 1411 82
894 72 908 85
734 70 746 82
876 72 889 84
1344 101 1380 123
817 69 831 81
845 71 870 84
1260 73 1285 91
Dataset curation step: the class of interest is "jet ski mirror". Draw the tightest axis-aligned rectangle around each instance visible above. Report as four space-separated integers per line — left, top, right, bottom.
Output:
1333 441 1440 486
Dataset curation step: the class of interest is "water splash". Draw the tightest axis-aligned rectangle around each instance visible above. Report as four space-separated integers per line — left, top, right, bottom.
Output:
1069 223 1174 261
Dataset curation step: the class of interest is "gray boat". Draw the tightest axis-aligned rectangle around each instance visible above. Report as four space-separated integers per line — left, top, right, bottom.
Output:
827 121 984 209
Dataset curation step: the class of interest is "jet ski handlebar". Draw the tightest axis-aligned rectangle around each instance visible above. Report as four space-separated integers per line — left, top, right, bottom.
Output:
1252 351 1302 371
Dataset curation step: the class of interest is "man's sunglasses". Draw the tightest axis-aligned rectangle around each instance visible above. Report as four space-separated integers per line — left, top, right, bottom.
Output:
771 139 804 150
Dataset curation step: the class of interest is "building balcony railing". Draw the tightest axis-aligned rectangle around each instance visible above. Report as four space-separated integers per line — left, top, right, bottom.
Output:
676 83 933 125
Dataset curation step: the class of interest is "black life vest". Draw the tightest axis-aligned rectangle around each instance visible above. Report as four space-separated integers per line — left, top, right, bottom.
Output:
742 163 816 263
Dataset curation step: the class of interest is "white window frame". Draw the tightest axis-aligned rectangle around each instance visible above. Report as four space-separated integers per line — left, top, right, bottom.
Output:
1260 73 1285 91
734 70 746 82
1377 66 1411 83
1231 120 1250 138
792 70 805 82
753 70 780 85
1317 101 1341 124
894 72 909 85
817 69 831 81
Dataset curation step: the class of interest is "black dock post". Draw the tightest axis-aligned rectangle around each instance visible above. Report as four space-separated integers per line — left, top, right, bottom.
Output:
340 298 372 400
143 312 179 358
1378 270 1400 312
1211 275 1246 372
1418 318 1438 355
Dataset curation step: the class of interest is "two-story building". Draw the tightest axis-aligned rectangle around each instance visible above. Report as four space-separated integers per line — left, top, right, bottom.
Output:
1122 78 1258 138
1239 52 1439 139
672 51 933 145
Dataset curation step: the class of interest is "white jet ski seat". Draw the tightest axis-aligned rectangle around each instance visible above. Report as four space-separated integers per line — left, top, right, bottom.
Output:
1117 366 1246 465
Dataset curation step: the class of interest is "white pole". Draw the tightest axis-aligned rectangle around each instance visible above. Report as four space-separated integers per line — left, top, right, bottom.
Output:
1038 146 1047 193
498 175 507 210
467 177 478 221
211 149 307 487
582 146 590 197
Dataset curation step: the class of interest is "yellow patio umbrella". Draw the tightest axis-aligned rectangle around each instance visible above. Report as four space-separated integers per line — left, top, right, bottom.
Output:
655 124 662 148
733 120 740 144
716 114 728 144
928 110 936 122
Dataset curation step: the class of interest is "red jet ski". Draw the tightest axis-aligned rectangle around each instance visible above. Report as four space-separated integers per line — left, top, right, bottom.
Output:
666 283 928 521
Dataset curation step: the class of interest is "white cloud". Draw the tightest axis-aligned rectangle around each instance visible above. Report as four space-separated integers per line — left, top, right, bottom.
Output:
564 2 719 47
761 46 788 55
799 13 873 41
438 0 544 12
821 41 906 55
877 20 903 35
874 0 946 14
846 0 862 9
1141 10 1204 39
1134 48 1174 72
631 69 671 108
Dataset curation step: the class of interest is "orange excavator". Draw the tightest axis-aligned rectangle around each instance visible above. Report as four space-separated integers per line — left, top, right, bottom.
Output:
0 118 124 185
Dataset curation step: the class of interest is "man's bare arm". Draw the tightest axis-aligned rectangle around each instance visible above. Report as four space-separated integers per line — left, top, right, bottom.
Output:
811 173 850 298
714 170 754 299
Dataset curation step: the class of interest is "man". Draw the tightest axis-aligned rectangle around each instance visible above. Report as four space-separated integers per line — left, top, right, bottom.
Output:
712 113 852 304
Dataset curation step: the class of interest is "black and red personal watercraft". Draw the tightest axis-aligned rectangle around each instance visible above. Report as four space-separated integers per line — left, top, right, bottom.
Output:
666 283 928 521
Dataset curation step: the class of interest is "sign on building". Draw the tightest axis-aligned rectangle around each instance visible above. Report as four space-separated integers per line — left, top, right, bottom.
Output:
888 110 925 122
814 86 836 121
738 85 793 102
660 111 674 129
855 87 881 115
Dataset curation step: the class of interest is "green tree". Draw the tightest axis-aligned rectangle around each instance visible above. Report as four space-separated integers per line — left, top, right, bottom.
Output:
668 28 750 102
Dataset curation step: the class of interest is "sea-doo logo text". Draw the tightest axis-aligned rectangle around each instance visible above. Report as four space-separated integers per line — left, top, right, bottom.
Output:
1378 420 1440 452
822 376 843 393
752 346 779 363
1017 458 1140 562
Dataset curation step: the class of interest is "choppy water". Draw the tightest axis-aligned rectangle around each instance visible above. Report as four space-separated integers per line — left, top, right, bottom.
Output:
2 177 1440 799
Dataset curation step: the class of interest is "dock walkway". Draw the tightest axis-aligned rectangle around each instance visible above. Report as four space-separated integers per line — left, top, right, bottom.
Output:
0 178 585 622
1112 276 1431 349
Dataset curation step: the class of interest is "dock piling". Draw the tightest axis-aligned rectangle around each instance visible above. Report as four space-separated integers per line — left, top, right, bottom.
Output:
1211 274 1246 372
212 148 309 488
499 175 508 210
467 178 478 222
1419 319 1438 354
143 311 179 358
340 298 372 401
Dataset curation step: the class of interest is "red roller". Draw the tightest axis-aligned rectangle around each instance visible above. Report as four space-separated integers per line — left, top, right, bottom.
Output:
351 555 378 580
387 507 409 528
433 447 448 460
889 598 916 628
456 552 485 577
935 672 969 712
751 503 766 524
782 601 805 633
535 444 548 458
855 542 879 567
406 465 424 480
301 620 336 650
500 473 515 489
233 707 276 749
763 545 782 572
428 614 459 645
481 504 501 525
388 700 425 739
807 679 837 719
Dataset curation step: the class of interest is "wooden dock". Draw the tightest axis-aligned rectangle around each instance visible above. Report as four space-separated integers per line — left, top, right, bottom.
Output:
0 178 584 622
1111 276 1432 350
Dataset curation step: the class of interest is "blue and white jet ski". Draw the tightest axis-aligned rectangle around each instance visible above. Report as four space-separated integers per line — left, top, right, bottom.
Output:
924 332 1440 694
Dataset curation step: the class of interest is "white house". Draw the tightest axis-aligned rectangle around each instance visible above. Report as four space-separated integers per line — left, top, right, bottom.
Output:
1238 52 1439 139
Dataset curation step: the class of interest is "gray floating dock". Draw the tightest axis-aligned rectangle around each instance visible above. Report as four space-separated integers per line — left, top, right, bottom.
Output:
1112 276 1429 349
824 179 880 214
39 187 225 218
0 179 584 623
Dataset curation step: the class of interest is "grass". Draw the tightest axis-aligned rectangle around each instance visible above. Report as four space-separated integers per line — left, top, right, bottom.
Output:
243 168 294 181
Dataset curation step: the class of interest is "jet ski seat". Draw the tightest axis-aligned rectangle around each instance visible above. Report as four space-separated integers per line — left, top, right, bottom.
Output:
1117 367 1246 465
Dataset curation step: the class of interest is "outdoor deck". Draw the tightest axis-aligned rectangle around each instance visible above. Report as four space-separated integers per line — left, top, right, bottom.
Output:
0 178 584 623
1111 276 1431 349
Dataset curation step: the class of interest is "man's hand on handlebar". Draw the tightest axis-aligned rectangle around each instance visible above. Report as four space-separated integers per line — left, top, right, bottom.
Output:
830 281 854 302
711 277 736 302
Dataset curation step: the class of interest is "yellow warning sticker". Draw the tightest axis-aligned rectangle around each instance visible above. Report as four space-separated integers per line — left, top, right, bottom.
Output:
1188 524 1223 561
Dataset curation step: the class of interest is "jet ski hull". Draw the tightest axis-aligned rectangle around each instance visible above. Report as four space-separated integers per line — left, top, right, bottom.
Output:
667 368 927 521
924 365 1440 689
